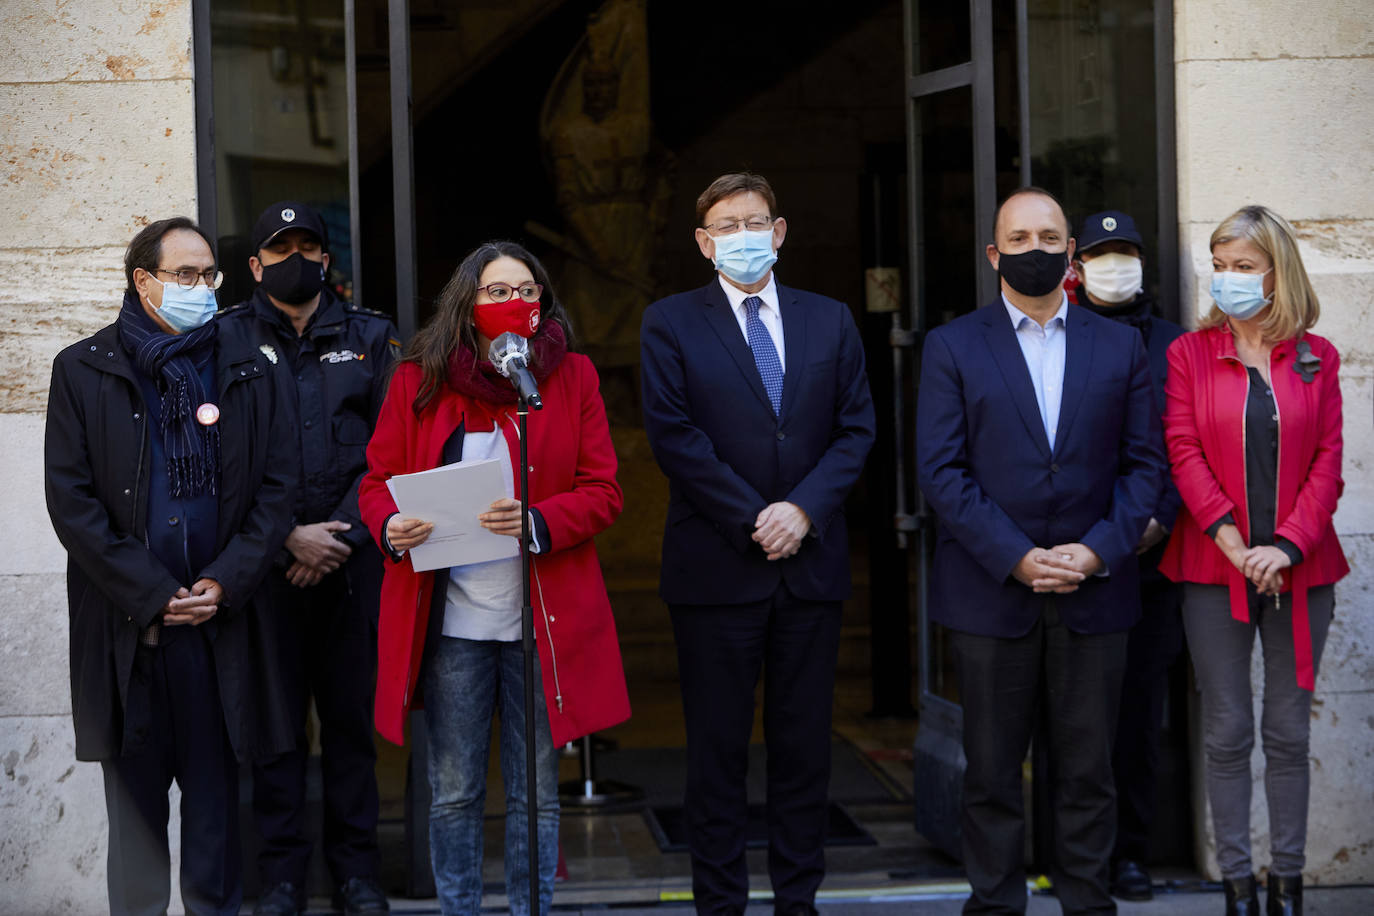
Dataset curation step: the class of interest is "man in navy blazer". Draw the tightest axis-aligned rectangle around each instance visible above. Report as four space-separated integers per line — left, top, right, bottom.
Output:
915 187 1165 915
641 172 874 915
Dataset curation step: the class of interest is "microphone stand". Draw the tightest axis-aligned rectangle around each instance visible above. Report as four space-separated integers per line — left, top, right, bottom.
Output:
517 393 541 914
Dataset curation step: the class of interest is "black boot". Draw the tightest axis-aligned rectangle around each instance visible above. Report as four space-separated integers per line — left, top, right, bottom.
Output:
1223 875 1261 916
1267 873 1302 916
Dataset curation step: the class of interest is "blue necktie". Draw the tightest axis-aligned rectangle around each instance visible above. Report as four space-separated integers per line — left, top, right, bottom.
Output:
743 296 783 415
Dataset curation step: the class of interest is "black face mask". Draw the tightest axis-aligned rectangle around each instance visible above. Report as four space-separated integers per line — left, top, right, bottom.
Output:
997 248 1067 298
259 252 326 305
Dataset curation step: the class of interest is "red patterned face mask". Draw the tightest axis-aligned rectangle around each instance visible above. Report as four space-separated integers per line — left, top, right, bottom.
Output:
474 300 540 341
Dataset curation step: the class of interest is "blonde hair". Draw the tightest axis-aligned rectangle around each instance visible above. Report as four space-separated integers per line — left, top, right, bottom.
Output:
1202 205 1319 341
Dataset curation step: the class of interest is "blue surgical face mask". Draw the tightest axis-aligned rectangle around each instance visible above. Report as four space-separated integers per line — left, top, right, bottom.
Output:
711 228 778 285
1210 269 1272 320
151 279 219 332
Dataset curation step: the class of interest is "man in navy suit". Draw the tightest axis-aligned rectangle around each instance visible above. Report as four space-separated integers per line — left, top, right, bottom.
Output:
641 172 875 915
916 187 1165 915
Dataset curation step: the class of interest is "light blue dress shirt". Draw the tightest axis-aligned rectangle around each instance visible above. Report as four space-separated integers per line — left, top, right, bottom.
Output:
1001 294 1108 575
1003 293 1068 450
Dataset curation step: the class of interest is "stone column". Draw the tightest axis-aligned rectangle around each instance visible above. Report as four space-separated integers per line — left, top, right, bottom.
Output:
0 2 198 912
1174 0 1374 884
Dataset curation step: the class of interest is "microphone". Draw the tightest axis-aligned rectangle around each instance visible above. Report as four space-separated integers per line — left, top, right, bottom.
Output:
487 332 543 410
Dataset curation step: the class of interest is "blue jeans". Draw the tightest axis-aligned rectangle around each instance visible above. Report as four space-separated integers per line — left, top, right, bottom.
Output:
422 636 559 915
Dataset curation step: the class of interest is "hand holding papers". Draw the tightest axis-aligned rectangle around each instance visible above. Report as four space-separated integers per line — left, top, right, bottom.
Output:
385 459 520 572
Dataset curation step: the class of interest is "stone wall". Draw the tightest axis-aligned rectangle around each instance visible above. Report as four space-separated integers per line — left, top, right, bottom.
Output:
0 1 198 912
1174 0 1374 883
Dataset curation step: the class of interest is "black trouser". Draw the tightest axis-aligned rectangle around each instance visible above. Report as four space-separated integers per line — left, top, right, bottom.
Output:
670 583 842 916
1111 576 1184 864
952 602 1128 916
103 627 241 916
251 549 382 888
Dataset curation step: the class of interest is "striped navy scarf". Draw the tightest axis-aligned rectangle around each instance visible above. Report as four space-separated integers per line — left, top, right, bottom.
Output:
117 291 220 497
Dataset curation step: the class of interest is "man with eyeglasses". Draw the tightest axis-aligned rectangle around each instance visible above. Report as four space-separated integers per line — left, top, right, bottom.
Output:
45 216 298 915
640 173 875 915
218 202 397 916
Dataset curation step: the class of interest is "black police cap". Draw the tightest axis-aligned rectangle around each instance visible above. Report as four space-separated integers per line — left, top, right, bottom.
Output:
252 201 329 253
1077 210 1144 254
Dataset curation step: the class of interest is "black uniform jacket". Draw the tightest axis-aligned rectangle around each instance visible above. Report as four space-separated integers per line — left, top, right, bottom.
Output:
45 321 299 762
218 288 398 548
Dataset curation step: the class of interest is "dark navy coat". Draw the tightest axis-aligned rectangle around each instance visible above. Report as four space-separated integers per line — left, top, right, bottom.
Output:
45 321 298 762
640 280 875 605
915 301 1166 637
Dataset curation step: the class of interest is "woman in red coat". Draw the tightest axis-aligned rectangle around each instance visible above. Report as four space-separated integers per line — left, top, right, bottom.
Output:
1159 206 1346 916
359 241 629 914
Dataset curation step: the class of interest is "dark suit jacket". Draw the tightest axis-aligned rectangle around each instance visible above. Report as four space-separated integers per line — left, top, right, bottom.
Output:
641 279 875 606
915 300 1165 637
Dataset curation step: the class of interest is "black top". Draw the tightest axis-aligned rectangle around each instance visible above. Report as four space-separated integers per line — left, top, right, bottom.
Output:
1245 367 1280 547
1081 291 1186 582
219 288 399 547
1205 365 1301 565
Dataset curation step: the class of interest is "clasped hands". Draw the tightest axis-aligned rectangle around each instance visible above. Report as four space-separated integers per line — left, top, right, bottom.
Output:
1013 543 1102 593
385 497 528 553
284 520 354 588
754 501 810 561
161 577 222 626
1216 524 1290 596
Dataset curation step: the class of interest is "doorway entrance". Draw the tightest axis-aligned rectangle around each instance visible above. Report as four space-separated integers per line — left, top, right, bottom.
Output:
197 0 1189 903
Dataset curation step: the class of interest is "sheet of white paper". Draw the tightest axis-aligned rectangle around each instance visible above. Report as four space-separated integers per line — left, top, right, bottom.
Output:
385 458 519 572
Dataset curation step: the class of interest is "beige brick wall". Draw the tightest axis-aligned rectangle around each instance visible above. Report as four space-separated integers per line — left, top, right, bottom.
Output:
1174 0 1374 884
0 2 198 912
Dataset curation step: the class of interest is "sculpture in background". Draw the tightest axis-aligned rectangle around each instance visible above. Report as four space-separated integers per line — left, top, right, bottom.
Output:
534 0 673 378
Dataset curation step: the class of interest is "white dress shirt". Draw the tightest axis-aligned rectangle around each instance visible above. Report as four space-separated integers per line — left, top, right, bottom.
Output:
718 274 785 373
1003 293 1068 450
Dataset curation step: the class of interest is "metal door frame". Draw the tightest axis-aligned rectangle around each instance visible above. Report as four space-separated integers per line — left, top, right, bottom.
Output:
903 0 1003 721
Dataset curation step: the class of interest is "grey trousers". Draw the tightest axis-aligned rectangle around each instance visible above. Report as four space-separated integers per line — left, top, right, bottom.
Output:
1182 583 1334 879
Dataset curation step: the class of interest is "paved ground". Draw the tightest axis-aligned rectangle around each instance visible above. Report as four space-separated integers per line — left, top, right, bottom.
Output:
310 883 1374 914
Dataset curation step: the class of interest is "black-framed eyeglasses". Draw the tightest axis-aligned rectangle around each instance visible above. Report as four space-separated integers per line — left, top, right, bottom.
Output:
704 216 775 236
477 281 543 303
153 267 224 290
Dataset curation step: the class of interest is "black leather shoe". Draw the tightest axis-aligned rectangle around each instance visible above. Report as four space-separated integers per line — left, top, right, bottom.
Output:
254 882 304 916
1267 873 1302 916
332 876 390 914
1224 875 1261 916
1110 858 1153 901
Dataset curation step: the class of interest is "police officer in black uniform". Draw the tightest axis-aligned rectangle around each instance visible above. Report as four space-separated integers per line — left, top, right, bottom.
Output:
1071 210 1186 903
220 202 398 916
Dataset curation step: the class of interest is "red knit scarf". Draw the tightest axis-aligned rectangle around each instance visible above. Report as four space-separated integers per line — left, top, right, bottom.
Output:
444 322 567 431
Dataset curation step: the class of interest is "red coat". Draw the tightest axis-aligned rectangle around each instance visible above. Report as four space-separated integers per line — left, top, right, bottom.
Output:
1159 327 1348 688
359 355 630 746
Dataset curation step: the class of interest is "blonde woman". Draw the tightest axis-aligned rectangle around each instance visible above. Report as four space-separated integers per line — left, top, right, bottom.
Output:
1159 206 1347 916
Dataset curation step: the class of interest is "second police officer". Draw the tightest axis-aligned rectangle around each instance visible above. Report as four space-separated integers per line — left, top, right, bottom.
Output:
1071 209 1186 902
219 201 398 916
